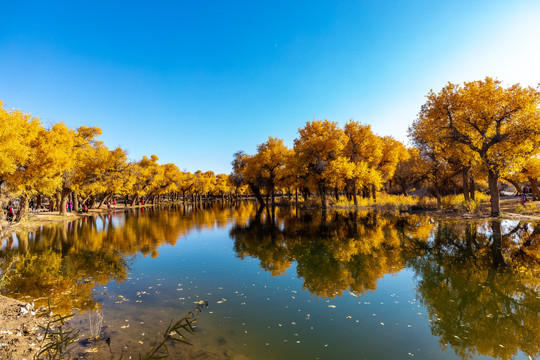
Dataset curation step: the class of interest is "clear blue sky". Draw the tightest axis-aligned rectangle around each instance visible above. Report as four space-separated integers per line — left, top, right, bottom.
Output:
1 0 540 174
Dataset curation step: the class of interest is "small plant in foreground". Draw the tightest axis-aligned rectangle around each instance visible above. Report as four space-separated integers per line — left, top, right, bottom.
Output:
140 300 208 360
33 300 209 360
34 302 79 360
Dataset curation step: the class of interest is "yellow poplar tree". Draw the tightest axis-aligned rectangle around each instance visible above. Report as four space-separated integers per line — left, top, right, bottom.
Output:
413 78 540 216
293 120 348 209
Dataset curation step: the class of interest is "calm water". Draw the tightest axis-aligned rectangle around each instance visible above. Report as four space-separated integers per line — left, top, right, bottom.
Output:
1 203 539 360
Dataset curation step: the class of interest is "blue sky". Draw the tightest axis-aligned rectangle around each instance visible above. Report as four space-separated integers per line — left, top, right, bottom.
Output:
1 0 540 174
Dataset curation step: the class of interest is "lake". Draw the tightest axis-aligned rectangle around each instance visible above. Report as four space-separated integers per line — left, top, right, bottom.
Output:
1 203 539 360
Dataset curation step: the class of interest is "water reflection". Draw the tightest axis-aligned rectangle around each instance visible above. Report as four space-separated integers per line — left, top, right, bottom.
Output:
0 204 539 359
0 203 258 313
230 210 540 359
409 220 540 360
231 208 434 298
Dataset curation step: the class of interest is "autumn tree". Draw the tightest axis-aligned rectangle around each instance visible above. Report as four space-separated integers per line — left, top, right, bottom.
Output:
231 151 266 206
412 78 540 216
244 137 291 207
0 103 41 221
293 120 348 209
8 123 75 220
343 120 383 204
392 147 428 196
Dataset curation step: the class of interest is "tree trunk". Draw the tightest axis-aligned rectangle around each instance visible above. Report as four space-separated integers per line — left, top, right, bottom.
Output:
469 173 476 200
249 183 266 207
59 188 70 216
353 182 358 206
319 185 327 210
15 195 29 222
97 194 109 209
371 184 377 202
130 195 138 207
37 195 42 210
50 196 56 212
56 192 62 212
462 168 470 202
529 177 540 201
488 168 500 217
89 195 96 209
73 192 79 212
503 177 522 195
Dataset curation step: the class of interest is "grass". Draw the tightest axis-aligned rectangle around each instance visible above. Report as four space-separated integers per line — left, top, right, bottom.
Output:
325 192 491 213
440 193 489 213
514 202 538 213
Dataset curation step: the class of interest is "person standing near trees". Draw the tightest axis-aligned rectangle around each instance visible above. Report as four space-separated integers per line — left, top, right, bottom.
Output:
6 204 14 221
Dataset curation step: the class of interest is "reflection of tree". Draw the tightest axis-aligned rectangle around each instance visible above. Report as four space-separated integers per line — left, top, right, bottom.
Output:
0 203 259 313
232 206 291 276
231 209 433 298
410 220 540 360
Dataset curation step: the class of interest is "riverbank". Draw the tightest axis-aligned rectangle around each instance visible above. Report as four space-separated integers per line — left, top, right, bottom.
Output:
0 203 162 239
0 295 46 359
2 197 540 239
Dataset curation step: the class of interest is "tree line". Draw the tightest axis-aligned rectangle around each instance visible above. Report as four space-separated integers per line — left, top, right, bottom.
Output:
0 101 236 223
2 77 540 221
232 77 540 216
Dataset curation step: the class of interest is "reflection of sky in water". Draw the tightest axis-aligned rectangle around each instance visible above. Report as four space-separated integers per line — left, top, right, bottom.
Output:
2 207 538 360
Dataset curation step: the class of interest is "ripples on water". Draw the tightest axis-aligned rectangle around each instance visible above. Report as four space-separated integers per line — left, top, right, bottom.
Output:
1 203 539 359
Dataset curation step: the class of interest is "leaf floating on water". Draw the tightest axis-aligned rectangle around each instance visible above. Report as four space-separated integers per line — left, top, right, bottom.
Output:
328 305 336 308
346 316 352 319
380 322 384 326
217 298 227 304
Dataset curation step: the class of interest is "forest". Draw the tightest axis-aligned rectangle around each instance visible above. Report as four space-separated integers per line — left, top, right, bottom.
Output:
2 77 540 223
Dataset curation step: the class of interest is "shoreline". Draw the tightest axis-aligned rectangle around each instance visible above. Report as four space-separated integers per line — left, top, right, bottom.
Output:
2 197 540 238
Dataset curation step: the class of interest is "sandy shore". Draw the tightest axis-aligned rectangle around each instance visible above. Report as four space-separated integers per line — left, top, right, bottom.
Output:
0 295 47 360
